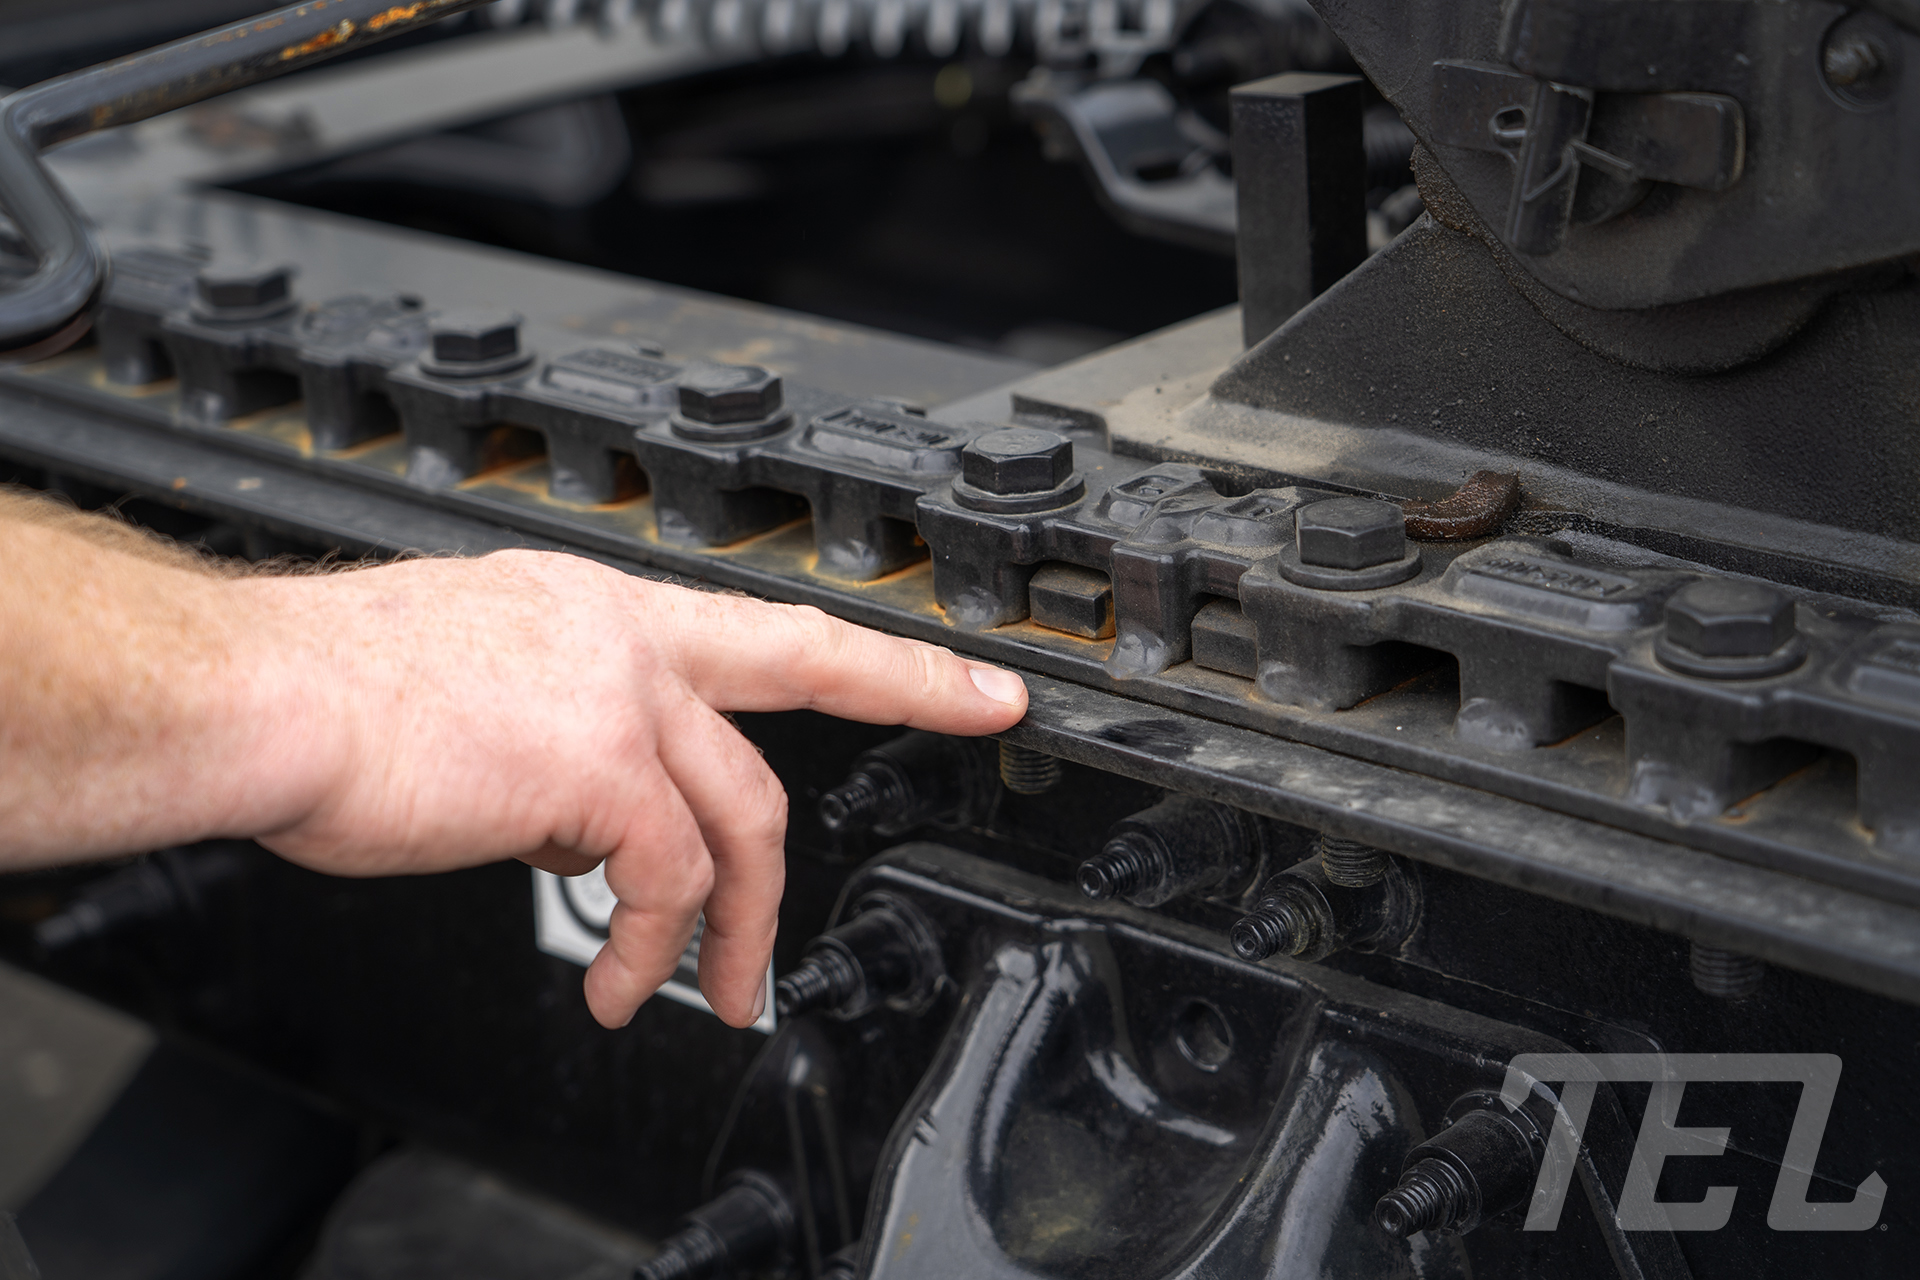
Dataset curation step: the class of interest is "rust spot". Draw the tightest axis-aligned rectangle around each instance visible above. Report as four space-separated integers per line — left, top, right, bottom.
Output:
1402 470 1521 540
367 3 444 32
279 19 356 60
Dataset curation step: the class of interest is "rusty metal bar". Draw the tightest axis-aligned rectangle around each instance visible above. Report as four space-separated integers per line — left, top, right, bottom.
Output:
0 0 492 359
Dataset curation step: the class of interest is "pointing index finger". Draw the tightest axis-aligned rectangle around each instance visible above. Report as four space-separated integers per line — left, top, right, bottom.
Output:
663 592 1027 733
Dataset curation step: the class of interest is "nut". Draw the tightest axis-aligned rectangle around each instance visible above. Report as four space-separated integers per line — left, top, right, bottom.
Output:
195 261 294 313
1295 497 1407 570
429 308 523 366
961 428 1073 495
678 363 784 424
1664 580 1795 658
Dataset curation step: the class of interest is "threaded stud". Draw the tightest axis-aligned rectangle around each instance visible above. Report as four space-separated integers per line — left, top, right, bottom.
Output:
999 742 1061 795
1374 1158 1473 1238
1230 893 1318 961
1078 833 1162 902
1318 834 1387 888
818 773 883 834
636 1221 727 1280
775 947 863 1017
1690 943 1764 1000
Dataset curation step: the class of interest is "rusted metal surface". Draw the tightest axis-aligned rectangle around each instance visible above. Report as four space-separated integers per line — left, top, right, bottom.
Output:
1401 470 1521 541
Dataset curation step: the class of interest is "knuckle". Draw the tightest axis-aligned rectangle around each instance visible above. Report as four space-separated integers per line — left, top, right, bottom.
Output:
741 776 789 846
785 603 842 650
908 641 949 700
607 839 714 913
659 857 716 912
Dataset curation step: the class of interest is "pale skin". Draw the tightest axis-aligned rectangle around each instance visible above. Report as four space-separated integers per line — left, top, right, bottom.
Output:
0 492 1027 1030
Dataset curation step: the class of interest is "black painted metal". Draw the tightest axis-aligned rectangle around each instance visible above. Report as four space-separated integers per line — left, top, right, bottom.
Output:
3 5 1920 1274
797 845 1913 1279
1229 72 1369 346
25 274 1920 909
1310 0 1920 308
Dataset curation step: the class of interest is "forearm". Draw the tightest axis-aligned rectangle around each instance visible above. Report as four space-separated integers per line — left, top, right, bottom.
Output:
0 495 321 866
0 492 1026 1025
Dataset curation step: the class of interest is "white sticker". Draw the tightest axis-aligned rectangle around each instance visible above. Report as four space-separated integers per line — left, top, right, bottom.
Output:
532 865 777 1034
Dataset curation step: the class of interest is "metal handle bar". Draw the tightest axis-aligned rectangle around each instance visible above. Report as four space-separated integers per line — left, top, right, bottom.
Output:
0 0 492 359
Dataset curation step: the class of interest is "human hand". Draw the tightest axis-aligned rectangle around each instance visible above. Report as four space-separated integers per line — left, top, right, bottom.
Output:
232 550 1027 1029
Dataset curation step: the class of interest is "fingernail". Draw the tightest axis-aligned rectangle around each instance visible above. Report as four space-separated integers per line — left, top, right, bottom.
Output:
751 982 768 1024
970 665 1026 705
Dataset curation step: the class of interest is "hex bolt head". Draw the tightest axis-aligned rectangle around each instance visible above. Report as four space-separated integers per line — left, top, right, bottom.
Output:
429 308 523 366
194 261 294 313
961 428 1073 495
678 363 784 424
1664 580 1796 658
1295 497 1407 570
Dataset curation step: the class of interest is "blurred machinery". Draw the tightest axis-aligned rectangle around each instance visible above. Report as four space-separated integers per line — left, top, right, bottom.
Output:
1 1 1918 1278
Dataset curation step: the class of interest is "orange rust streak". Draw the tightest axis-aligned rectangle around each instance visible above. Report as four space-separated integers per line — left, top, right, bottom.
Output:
278 20 356 60
367 3 439 32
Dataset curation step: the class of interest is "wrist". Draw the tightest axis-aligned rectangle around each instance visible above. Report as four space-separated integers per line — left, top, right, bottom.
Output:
204 572 362 842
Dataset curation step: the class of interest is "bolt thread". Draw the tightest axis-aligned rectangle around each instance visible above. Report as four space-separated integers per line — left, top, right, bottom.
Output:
775 948 863 1017
635 1222 728 1280
1318 835 1388 888
999 743 1062 796
1690 943 1764 1000
1078 834 1162 902
1373 1159 1470 1238
818 773 884 835
1230 893 1318 961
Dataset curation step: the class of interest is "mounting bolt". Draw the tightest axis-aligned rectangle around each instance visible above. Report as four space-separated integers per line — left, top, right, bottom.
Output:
999 741 1062 794
1079 834 1159 902
961 428 1074 496
775 947 864 1018
1079 796 1265 907
1318 834 1388 888
1690 942 1764 1000
193 261 296 319
1375 1159 1476 1238
816 731 993 837
773 895 943 1021
1296 497 1407 570
424 307 529 375
1663 580 1795 659
678 363 784 425
1233 852 1418 964
818 772 886 834
636 1172 794 1280
1229 885 1323 961
1374 1108 1542 1239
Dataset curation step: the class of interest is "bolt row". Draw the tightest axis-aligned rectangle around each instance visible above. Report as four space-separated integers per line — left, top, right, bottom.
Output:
477 0 1178 63
166 269 1814 688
